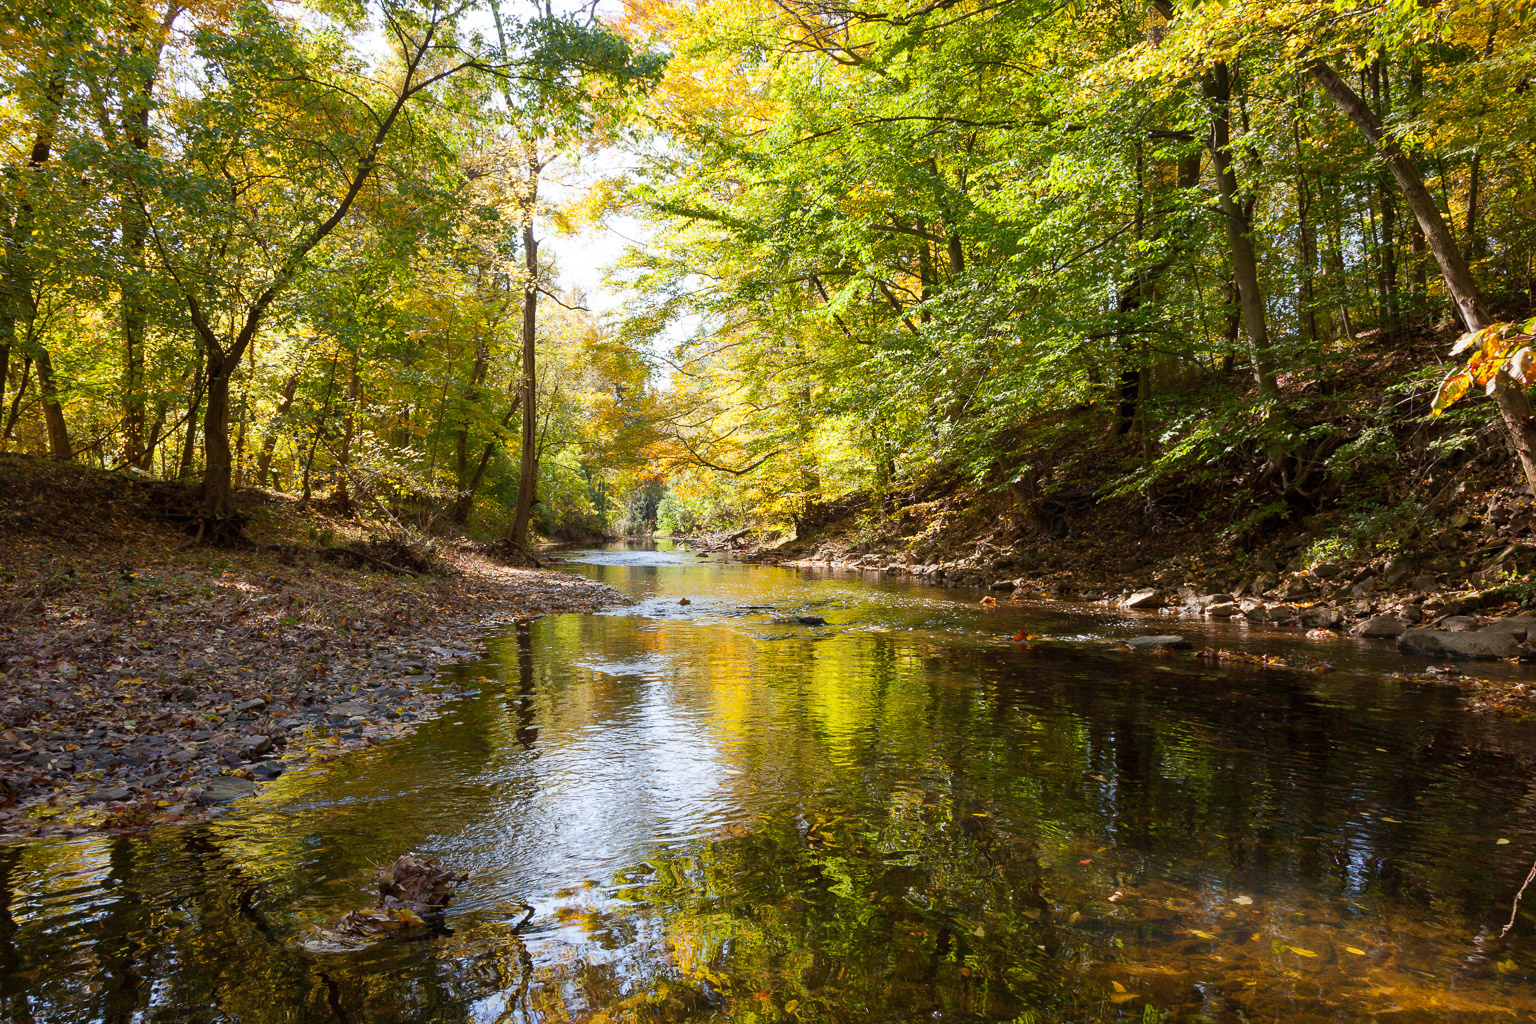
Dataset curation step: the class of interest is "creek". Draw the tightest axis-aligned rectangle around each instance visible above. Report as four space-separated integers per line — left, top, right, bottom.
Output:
4 541 1536 1022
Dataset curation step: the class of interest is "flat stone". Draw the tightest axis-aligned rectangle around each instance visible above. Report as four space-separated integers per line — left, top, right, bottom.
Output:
1125 635 1191 650
1353 614 1407 638
232 698 268 713
1265 605 1299 622
86 787 132 804
202 776 258 803
1206 602 1240 618
1397 629 1519 660
1122 589 1163 610
327 701 371 718
1437 615 1480 631
1477 615 1536 641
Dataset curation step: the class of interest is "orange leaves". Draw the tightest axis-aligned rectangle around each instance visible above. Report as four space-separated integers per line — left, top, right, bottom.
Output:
1432 317 1536 417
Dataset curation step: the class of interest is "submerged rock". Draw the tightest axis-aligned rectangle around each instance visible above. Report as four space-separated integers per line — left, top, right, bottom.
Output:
201 776 258 803
1125 635 1192 651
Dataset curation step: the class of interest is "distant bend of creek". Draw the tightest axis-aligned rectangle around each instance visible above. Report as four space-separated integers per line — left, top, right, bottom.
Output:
6 540 1536 1023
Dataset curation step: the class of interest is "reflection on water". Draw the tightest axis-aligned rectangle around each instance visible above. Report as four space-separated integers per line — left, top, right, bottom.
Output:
6 542 1536 1022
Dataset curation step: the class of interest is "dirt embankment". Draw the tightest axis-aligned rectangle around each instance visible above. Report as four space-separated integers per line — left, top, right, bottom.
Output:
0 455 620 840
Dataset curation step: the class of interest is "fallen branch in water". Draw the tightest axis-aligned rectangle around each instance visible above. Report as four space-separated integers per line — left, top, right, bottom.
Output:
1502 854 1536 938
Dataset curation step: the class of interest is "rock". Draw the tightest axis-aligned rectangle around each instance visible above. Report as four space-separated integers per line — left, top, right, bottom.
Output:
1353 614 1407 638
1122 588 1163 610
232 698 267 713
1478 616 1536 641
1400 604 1424 623
86 786 132 804
1412 574 1438 592
1349 577 1378 598
237 735 271 759
1124 635 1191 650
201 776 258 803
1436 615 1480 631
1206 602 1239 618
1312 562 1344 579
988 578 1015 591
327 701 371 719
1299 606 1343 629
1397 629 1519 660
1266 605 1299 622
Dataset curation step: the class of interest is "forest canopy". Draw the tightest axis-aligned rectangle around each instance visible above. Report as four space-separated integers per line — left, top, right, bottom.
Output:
3 0 1536 543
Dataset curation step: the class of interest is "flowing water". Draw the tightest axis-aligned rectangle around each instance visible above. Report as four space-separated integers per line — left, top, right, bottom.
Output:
5 541 1536 1023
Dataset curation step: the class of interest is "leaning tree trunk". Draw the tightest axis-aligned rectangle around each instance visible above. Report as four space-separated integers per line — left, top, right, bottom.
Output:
1309 58 1536 491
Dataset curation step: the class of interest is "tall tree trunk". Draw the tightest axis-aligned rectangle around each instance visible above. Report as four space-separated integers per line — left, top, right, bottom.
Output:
1369 57 1399 333
255 367 302 487
508 208 540 549
331 348 360 509
199 356 233 520
178 346 204 481
2 355 30 447
33 344 70 459
450 395 519 524
1465 147 1483 260
1311 58 1536 489
1206 62 1278 398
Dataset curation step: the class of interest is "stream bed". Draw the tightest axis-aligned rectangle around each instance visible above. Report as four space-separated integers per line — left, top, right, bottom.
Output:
5 541 1536 1022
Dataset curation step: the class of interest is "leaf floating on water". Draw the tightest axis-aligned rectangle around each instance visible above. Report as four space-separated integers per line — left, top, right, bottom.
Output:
1109 993 1138 1005
1498 838 1512 845
1345 947 1367 956
1287 946 1320 958
1111 981 1127 993
973 925 986 938
1380 817 1401 823
1497 959 1518 975
1189 929 1217 940
1232 895 1253 905
1069 911 1082 925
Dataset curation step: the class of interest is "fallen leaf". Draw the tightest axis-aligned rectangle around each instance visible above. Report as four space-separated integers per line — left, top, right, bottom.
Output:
1287 946 1319 958
1190 929 1217 940
1345 947 1367 956
1232 895 1253 906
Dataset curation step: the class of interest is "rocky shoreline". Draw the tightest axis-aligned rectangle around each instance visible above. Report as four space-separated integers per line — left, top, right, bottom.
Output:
683 527 1536 714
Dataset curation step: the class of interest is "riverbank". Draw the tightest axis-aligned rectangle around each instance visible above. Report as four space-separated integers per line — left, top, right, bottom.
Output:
690 469 1536 715
0 455 621 841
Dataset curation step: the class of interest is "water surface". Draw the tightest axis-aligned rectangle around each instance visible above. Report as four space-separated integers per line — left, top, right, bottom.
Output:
5 542 1536 1022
